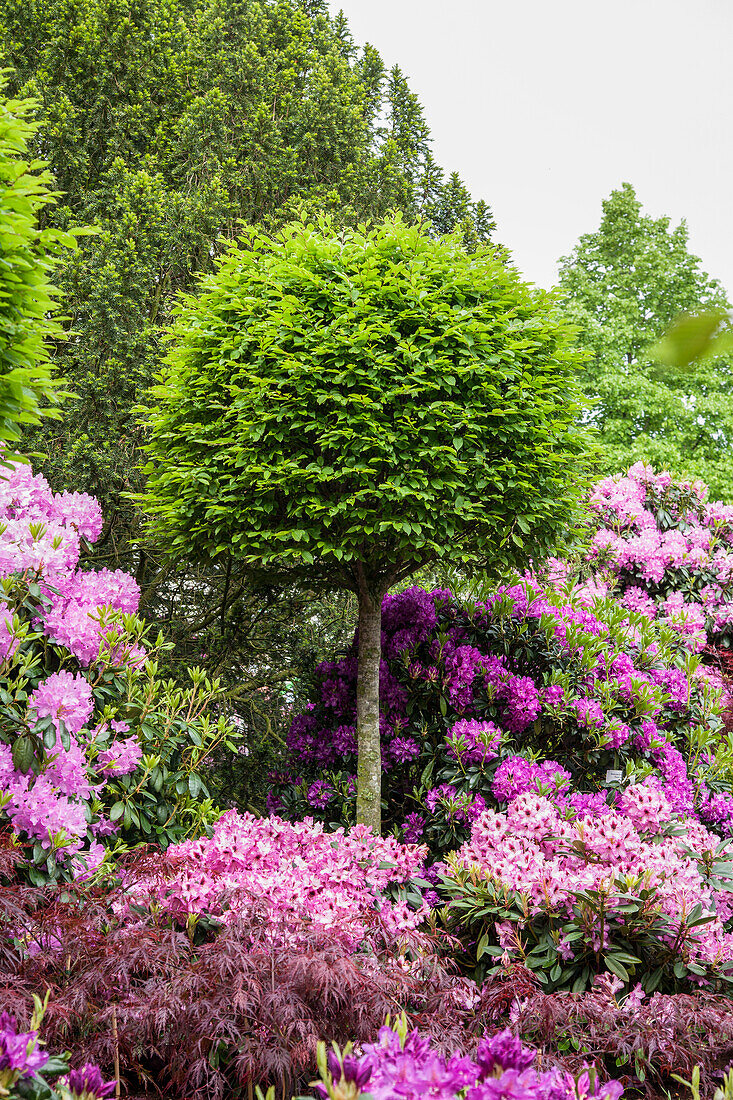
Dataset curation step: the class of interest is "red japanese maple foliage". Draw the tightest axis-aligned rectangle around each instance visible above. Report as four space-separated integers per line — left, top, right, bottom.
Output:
0 832 491 1098
4 832 733 1099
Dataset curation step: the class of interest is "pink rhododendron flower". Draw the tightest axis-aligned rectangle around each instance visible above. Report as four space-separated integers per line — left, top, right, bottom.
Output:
29 670 94 736
96 737 143 776
132 810 430 950
0 463 150 870
453 794 733 969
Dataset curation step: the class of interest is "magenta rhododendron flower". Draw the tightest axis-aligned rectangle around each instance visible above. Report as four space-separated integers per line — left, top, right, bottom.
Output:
0 1011 49 1078
65 1062 116 1099
315 1026 625 1100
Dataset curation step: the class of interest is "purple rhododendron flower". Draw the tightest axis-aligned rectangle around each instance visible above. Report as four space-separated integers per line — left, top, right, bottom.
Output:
306 779 334 808
66 1062 116 1098
475 1029 537 1077
0 1012 49 1077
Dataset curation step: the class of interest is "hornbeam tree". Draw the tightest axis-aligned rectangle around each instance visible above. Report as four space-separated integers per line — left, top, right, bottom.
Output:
140 216 592 831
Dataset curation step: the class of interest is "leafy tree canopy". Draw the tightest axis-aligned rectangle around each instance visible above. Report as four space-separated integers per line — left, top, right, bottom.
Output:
558 182 733 499
142 216 590 585
0 74 76 456
141 215 593 827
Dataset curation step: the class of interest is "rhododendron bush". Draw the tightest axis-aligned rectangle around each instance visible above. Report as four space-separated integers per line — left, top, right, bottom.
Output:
272 583 728 858
132 809 432 950
442 789 733 993
584 463 733 650
0 463 237 882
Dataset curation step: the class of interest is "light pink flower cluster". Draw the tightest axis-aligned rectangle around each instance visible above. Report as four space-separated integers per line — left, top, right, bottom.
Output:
96 736 143 775
453 791 733 968
0 741 89 855
0 463 140 666
29 671 94 735
586 463 733 649
0 666 142 858
0 464 147 867
135 810 430 950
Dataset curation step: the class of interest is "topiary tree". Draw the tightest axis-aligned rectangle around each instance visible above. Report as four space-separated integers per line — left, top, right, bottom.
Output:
141 215 592 830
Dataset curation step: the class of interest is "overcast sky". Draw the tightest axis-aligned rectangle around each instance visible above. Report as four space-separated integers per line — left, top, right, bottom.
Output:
330 0 733 298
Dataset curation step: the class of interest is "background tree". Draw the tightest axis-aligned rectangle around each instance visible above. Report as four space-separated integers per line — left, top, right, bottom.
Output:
140 216 593 830
558 182 733 498
0 75 76 456
0 0 495 744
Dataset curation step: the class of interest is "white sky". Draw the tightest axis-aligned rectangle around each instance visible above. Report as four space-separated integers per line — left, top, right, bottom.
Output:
330 0 733 298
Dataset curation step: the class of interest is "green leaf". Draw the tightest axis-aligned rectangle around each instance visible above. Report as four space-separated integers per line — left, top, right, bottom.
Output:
604 955 629 981
650 309 730 368
12 735 35 774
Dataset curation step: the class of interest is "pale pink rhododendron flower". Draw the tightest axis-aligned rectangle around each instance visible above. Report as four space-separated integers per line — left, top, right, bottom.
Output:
96 736 143 776
586 464 733 650
453 792 733 969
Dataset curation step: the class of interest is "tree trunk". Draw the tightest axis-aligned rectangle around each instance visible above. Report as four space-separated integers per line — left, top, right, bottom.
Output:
355 581 382 833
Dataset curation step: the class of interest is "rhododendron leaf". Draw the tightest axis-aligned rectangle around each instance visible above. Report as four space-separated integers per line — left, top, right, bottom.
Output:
109 802 124 822
57 719 70 752
609 950 641 966
12 735 34 774
605 955 630 981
